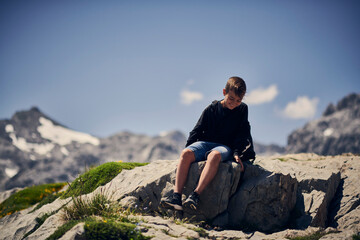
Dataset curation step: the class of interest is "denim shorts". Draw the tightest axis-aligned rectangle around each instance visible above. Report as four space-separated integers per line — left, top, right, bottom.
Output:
185 141 233 162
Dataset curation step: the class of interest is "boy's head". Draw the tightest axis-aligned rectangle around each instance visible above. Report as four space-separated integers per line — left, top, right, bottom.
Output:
224 76 246 99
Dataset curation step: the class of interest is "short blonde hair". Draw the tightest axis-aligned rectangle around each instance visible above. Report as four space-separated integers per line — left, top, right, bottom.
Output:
225 76 246 99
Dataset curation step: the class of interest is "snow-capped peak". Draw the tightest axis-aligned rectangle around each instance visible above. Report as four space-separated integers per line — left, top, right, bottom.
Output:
37 117 99 146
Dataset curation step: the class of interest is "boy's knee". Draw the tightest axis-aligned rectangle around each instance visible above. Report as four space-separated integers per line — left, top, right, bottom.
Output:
180 149 195 163
207 150 222 163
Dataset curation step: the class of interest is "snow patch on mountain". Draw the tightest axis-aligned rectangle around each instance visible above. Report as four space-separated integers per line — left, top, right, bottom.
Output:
5 124 14 133
5 168 18 178
37 117 99 146
6 123 55 156
323 128 334 137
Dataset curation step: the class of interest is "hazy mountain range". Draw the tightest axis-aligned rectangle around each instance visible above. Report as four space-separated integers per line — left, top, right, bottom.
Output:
0 92 358 191
0 108 185 191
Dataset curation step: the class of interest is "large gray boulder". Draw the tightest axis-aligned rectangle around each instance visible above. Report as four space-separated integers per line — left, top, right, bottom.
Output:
254 154 342 229
93 159 243 221
227 164 298 232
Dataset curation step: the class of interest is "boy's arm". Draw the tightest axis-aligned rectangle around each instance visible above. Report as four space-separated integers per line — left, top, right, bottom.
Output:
233 105 256 161
185 107 209 147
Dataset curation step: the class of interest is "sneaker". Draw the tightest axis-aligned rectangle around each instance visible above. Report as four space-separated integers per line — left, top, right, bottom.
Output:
183 191 200 211
160 193 183 211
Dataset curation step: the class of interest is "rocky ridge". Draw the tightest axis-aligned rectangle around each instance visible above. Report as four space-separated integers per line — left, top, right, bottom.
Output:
0 153 359 239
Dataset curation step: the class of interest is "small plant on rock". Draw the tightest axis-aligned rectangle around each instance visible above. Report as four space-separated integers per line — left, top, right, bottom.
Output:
0 182 66 218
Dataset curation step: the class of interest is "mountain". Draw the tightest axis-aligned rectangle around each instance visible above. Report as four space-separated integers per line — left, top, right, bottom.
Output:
5 92 358 192
0 107 186 191
286 93 360 155
253 142 285 156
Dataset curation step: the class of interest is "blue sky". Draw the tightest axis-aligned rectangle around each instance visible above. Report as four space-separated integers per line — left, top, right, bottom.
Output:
1 0 359 146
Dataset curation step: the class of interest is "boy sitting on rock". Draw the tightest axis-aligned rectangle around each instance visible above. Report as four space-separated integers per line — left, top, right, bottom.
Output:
161 76 255 211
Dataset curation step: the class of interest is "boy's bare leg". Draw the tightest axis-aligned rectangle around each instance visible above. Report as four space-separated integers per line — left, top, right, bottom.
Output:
194 150 221 195
174 149 195 194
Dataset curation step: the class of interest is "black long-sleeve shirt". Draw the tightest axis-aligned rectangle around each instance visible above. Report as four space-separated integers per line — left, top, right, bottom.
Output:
186 100 255 161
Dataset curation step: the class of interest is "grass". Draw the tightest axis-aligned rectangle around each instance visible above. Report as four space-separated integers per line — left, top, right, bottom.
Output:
62 191 114 221
289 231 326 240
192 226 209 238
84 218 150 240
47 161 149 239
277 158 289 162
56 191 150 240
62 162 148 198
0 182 66 217
45 219 82 240
353 233 360 240
1 161 149 239
288 230 340 240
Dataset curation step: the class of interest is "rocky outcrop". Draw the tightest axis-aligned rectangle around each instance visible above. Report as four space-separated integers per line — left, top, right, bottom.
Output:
254 154 342 229
287 93 360 155
0 154 359 239
227 164 298 232
92 160 243 221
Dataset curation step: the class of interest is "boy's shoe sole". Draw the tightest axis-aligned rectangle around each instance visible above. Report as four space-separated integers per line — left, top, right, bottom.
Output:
160 201 183 211
183 200 197 211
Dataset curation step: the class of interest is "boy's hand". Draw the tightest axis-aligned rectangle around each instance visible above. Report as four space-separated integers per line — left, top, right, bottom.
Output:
234 156 244 172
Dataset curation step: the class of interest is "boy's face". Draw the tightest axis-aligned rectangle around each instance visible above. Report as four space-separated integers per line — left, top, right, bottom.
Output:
222 89 243 110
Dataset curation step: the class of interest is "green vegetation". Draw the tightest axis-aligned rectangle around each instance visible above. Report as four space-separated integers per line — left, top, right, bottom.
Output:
22 211 56 239
55 190 150 240
353 233 360 240
84 219 150 240
0 182 66 217
288 230 340 240
48 161 149 239
30 192 62 213
289 232 326 240
276 157 301 162
2 161 150 239
62 162 148 198
192 227 209 238
62 191 114 221
45 220 82 240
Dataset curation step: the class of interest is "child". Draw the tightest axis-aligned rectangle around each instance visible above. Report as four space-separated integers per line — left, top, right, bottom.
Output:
161 76 255 211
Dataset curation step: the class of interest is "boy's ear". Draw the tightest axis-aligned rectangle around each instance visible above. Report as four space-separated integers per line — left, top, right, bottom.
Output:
223 88 227 96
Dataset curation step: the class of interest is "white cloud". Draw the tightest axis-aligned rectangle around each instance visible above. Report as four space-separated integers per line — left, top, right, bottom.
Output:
245 85 278 105
180 89 204 105
282 96 319 119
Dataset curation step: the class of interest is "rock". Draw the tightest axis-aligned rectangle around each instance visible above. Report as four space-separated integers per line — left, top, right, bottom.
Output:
254 154 341 229
328 156 360 230
227 163 298 232
140 215 200 239
0 154 359 239
26 211 64 240
0 187 22 203
0 208 37 240
58 222 85 240
181 160 242 220
92 159 242 222
0 197 70 240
